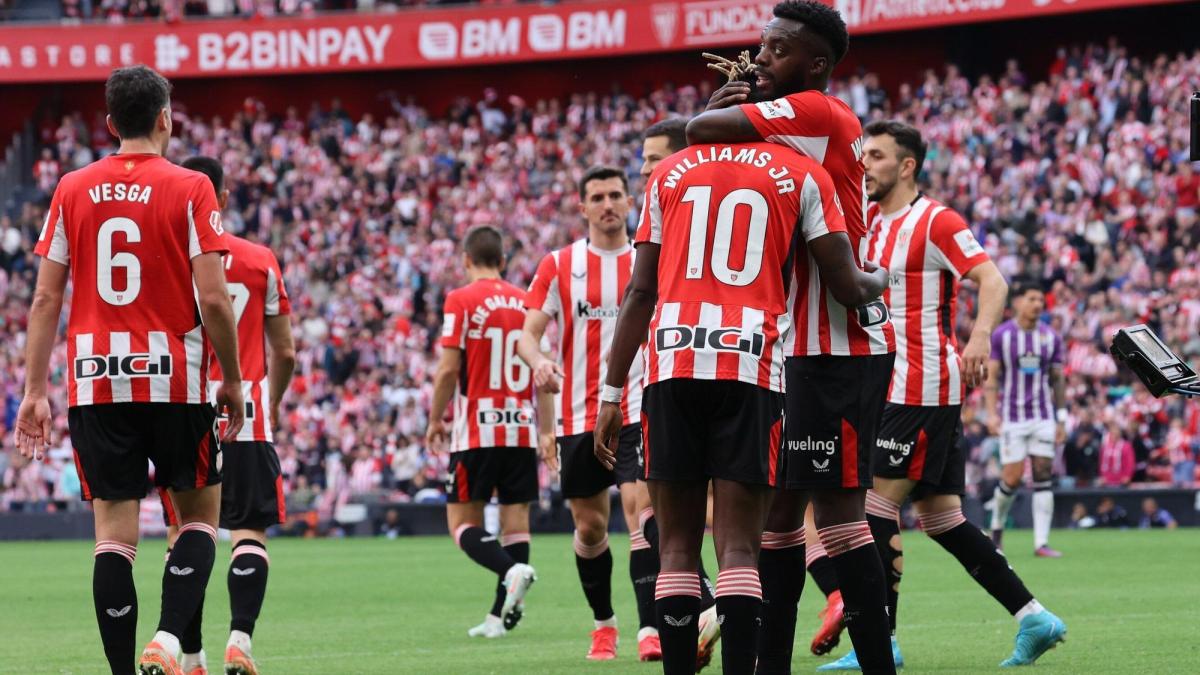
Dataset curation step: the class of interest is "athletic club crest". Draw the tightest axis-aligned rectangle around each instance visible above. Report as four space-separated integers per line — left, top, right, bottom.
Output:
651 4 678 48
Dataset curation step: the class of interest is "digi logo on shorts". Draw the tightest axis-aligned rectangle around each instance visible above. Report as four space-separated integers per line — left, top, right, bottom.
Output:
477 408 533 426
655 325 765 356
75 354 172 379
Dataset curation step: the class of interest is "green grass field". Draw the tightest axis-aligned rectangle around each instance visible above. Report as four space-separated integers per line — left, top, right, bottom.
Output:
2 529 1198 674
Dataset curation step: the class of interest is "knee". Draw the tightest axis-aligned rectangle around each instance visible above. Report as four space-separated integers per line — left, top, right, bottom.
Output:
574 513 608 545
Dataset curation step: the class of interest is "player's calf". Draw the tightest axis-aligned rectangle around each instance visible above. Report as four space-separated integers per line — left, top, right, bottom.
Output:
818 521 895 675
756 528 806 674
94 540 139 675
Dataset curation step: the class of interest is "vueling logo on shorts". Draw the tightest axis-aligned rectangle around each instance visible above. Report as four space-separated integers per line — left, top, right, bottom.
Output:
787 438 837 455
876 438 913 456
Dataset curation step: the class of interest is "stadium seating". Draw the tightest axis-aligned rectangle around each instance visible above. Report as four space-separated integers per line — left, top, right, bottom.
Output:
2 39 1199 514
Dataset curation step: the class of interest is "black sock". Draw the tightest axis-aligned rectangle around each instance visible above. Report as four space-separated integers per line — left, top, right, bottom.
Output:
457 526 516 577
630 532 659 629
807 554 840 598
228 540 270 636
180 590 204 654
867 513 902 634
575 534 614 621
756 542 805 674
716 568 763 675
656 572 701 675
927 518 1034 615
822 523 894 675
159 524 217 637
646 512 716 613
93 543 138 675
490 538 531 617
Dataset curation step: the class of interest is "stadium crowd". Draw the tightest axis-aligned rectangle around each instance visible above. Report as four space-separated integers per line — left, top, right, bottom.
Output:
3 40 1199 517
57 0 549 23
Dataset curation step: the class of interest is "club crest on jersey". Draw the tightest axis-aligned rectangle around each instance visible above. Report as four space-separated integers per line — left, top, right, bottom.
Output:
655 325 764 356
75 354 172 380
477 408 534 426
576 300 619 320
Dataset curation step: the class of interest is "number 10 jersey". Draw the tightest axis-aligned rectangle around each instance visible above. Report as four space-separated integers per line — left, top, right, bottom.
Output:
635 142 846 393
34 153 229 407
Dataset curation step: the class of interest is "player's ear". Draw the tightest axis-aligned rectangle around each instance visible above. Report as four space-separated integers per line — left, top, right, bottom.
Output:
105 115 119 139
218 189 229 210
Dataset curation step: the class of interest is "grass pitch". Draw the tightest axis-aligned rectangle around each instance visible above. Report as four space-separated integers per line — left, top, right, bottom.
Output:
1 529 1197 673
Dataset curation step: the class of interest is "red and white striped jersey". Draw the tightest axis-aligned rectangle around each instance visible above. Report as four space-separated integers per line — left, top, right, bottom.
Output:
636 142 845 392
208 236 290 443
34 154 228 407
525 239 642 437
742 90 895 356
441 278 537 451
863 196 990 406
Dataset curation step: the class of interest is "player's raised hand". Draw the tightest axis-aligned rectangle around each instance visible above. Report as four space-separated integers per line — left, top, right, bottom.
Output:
425 418 449 454
539 431 558 472
705 80 753 111
593 402 622 471
533 359 564 394
960 334 990 389
13 396 51 461
215 381 246 442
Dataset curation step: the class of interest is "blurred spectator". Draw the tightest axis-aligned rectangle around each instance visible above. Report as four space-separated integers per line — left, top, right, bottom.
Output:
1137 497 1177 529
1068 502 1095 529
1094 496 1130 528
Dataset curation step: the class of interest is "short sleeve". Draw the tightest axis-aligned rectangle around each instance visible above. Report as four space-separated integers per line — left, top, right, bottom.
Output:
187 177 228 260
525 253 561 317
34 182 69 265
1049 330 1064 366
439 291 466 350
264 250 291 317
635 178 664 245
927 208 989 279
797 167 846 242
740 91 833 159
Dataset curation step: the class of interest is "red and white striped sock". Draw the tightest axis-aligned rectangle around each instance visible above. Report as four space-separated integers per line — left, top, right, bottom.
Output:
865 490 901 520
918 509 967 537
715 567 762 600
760 528 805 551
817 521 875 557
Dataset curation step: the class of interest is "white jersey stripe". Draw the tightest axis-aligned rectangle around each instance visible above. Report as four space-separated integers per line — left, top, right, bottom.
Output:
919 243 941 406
265 266 281 316
187 200 203 260
738 306 764 384
654 302 681 380
75 333 94 406
184 325 204 404
149 332 171 402
108 332 132 403
478 397 496 448
692 302 723 379
567 240 590 436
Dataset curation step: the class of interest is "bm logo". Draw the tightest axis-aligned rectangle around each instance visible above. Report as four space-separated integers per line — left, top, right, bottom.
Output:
75 354 172 380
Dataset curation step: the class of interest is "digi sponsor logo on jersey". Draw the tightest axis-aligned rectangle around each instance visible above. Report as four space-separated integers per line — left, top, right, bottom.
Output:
655 325 765 356
476 407 534 426
787 437 837 455
75 353 172 380
575 300 619 320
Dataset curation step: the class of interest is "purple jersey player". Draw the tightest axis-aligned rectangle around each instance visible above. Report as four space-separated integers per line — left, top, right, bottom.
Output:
984 282 1067 557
